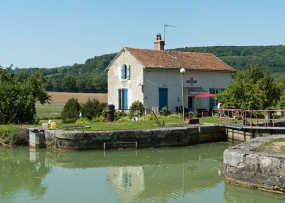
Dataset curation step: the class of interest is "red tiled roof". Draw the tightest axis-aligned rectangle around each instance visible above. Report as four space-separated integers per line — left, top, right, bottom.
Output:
125 47 235 72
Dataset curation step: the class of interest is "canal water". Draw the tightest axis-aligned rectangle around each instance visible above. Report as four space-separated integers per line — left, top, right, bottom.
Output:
1 143 285 203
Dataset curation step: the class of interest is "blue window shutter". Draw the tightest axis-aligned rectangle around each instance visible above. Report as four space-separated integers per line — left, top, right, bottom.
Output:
221 88 225 92
121 65 125 79
209 88 214 110
127 65 130 80
118 89 122 110
123 89 128 110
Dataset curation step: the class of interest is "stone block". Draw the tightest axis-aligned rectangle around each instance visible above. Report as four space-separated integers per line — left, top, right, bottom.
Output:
29 130 45 148
223 149 245 167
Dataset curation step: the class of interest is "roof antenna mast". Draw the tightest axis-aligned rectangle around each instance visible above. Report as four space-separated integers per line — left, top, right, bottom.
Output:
164 24 176 47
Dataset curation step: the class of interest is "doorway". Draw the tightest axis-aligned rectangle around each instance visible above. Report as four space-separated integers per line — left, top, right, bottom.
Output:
159 88 168 110
188 96 193 111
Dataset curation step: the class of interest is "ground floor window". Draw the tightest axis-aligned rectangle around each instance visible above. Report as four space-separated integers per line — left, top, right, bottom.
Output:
209 88 225 109
118 89 128 110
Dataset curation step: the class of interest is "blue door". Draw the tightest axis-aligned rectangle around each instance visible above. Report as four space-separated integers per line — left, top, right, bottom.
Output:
159 88 168 110
123 89 128 110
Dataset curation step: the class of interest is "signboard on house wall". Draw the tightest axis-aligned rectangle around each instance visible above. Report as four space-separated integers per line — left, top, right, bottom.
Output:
186 77 197 84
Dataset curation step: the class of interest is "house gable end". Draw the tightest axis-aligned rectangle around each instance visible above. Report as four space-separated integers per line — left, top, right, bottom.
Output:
105 47 145 72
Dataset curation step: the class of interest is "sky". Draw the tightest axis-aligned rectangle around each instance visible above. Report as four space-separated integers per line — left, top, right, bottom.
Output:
0 0 285 68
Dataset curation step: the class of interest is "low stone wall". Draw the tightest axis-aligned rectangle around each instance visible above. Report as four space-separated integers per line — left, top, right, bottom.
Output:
44 125 226 150
224 135 285 193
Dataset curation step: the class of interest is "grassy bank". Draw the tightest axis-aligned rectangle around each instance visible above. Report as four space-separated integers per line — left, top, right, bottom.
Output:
0 125 29 146
38 116 218 131
256 138 285 154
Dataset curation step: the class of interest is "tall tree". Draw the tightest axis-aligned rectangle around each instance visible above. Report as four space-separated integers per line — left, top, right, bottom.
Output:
216 64 279 110
0 65 51 124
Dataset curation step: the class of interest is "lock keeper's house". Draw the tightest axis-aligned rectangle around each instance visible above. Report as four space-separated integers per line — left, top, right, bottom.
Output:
105 34 235 114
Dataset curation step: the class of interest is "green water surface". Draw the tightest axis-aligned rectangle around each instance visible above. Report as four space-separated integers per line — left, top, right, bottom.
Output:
0 143 285 203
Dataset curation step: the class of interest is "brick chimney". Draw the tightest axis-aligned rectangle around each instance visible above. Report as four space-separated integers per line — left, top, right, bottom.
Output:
154 34 165 50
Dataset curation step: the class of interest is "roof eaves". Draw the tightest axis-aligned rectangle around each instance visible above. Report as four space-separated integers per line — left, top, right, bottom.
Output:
124 47 147 68
104 48 124 72
212 54 236 72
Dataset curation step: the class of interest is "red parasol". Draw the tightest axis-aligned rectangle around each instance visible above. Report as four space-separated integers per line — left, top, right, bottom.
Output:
195 93 215 98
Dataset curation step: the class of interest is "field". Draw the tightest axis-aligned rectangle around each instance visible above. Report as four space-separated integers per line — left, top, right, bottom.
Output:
36 92 108 119
47 92 108 103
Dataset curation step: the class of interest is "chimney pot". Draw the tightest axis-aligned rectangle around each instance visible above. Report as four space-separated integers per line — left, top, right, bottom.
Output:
154 34 164 50
156 34 161 40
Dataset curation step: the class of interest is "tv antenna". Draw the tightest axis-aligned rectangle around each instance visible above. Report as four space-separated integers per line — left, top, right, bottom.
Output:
164 24 176 46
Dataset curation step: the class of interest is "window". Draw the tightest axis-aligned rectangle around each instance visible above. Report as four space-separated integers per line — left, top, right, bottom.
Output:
118 88 128 110
209 88 225 109
121 64 130 80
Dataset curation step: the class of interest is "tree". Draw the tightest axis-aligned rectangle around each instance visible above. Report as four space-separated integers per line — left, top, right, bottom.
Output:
81 98 105 120
61 98 81 123
0 65 51 124
277 77 285 108
92 74 107 93
215 64 279 110
61 76 77 92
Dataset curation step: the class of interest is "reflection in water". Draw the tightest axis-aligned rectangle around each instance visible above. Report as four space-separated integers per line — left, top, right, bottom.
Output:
224 182 285 203
108 166 145 201
0 147 51 202
1 143 285 202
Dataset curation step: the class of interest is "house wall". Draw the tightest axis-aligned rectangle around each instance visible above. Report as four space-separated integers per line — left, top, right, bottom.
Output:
143 69 232 112
107 49 144 109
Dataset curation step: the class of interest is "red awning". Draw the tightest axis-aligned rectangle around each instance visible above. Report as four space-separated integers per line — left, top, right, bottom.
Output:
195 93 215 98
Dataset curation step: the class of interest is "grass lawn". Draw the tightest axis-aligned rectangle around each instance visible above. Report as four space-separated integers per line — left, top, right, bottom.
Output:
37 116 218 131
35 102 219 130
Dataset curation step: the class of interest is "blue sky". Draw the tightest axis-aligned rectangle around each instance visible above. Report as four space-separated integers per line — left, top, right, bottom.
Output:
0 0 284 68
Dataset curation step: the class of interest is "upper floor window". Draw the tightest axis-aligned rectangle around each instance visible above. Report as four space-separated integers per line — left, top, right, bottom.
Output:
121 64 130 80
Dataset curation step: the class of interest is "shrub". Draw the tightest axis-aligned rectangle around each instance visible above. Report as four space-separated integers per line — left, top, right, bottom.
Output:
0 125 29 146
117 116 130 122
129 101 144 117
61 98 81 123
81 98 105 120
156 114 164 119
145 114 155 120
167 113 182 119
114 110 127 120
75 118 90 124
92 116 106 122
160 106 171 116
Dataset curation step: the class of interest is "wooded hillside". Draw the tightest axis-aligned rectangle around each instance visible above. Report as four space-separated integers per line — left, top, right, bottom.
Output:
10 45 285 93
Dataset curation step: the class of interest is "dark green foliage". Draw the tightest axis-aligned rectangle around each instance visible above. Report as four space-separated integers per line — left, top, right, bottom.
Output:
81 98 105 120
10 53 116 93
129 101 144 117
0 65 50 124
9 45 285 94
160 106 171 116
61 98 81 123
216 64 279 110
114 110 127 120
173 45 285 76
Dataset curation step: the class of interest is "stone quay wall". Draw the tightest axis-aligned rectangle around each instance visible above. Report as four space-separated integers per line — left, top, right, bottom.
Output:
224 135 285 193
44 125 226 150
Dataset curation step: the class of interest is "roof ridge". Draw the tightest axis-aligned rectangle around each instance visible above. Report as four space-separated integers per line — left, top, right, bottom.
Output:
125 47 213 55
106 47 236 73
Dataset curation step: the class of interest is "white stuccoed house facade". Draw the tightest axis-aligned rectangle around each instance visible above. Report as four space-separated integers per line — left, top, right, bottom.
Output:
105 34 235 113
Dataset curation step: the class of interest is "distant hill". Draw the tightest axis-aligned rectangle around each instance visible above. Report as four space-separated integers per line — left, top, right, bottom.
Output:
172 46 285 76
10 45 285 93
11 53 117 93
